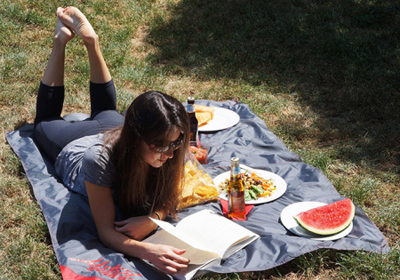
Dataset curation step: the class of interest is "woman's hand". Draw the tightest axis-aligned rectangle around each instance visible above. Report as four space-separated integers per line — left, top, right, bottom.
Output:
86 183 187 274
142 243 190 275
114 216 157 240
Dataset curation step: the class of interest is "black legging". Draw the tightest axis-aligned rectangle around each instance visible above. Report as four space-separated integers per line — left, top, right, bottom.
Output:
34 80 124 162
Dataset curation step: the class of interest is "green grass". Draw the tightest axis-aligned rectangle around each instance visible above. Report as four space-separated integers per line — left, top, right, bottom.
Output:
1 0 399 279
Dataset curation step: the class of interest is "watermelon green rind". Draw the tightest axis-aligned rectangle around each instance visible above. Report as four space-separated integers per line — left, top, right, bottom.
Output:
293 199 355 236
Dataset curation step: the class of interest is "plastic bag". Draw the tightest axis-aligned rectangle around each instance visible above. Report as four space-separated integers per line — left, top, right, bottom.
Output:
177 150 219 210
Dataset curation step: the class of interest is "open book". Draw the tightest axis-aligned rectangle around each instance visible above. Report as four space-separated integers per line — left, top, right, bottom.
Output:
143 209 259 279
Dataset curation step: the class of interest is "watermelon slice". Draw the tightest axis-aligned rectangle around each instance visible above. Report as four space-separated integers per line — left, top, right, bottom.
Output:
293 199 355 235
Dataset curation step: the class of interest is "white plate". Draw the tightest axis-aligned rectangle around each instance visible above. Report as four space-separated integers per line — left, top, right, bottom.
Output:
213 164 287 205
198 107 240 132
280 201 353 241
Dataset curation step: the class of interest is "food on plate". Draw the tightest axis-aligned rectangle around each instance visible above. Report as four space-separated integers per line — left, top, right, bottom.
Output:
196 112 212 126
293 198 355 235
195 105 215 126
189 145 208 164
177 160 219 210
218 171 276 201
195 104 215 118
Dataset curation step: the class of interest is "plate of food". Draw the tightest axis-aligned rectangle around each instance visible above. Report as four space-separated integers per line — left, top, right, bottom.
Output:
280 200 354 241
213 165 287 204
196 105 240 132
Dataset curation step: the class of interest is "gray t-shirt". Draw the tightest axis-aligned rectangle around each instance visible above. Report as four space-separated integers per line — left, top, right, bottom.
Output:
55 134 116 197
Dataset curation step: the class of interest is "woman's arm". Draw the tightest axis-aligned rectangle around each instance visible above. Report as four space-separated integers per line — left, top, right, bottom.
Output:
114 208 168 240
85 181 189 274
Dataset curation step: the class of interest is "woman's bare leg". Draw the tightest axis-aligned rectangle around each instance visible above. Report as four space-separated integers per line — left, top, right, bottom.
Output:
57 7 111 84
41 8 75 86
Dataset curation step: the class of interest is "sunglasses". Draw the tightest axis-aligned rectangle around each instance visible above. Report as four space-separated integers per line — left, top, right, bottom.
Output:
147 132 184 153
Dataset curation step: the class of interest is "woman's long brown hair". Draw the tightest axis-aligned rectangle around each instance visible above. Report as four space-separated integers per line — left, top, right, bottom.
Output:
104 91 189 218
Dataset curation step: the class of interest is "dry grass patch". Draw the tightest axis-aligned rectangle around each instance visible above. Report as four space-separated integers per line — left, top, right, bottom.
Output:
130 25 154 60
22 24 50 42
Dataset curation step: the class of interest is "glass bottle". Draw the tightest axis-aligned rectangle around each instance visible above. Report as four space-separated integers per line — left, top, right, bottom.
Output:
228 157 245 219
187 96 199 145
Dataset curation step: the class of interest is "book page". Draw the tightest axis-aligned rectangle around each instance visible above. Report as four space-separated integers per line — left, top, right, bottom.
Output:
173 258 221 280
222 234 259 259
150 217 205 250
143 225 220 264
176 210 259 258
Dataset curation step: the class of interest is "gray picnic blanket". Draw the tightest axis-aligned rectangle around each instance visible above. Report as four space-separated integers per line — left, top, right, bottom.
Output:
6 100 389 280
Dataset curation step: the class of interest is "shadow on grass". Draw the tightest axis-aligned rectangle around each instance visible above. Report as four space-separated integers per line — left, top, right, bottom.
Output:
144 0 400 171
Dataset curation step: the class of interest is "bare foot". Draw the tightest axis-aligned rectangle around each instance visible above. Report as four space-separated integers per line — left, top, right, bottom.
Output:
57 6 97 45
54 8 74 45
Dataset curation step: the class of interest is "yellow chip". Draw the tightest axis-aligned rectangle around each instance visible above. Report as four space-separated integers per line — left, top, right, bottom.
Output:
195 105 215 126
178 160 219 209
195 105 215 118
196 111 212 126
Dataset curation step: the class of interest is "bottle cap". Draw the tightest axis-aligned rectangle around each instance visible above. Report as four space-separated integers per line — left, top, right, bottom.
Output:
231 157 240 165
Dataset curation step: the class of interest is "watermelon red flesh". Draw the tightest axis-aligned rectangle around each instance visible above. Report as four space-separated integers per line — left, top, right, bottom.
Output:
294 199 355 235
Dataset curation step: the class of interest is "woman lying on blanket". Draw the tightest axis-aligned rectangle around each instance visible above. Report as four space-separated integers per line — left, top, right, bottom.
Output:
34 7 190 274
